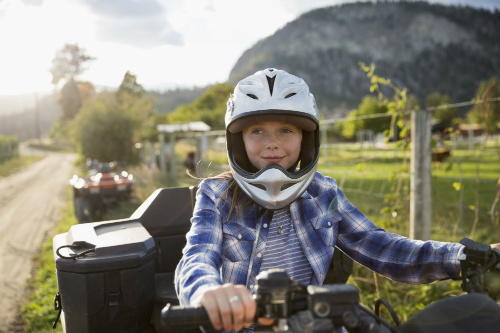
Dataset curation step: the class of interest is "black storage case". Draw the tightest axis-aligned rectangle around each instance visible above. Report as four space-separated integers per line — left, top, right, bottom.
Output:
53 219 156 333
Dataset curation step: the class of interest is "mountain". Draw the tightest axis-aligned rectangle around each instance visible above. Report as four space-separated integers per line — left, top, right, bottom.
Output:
228 1 500 116
0 93 39 116
149 86 209 114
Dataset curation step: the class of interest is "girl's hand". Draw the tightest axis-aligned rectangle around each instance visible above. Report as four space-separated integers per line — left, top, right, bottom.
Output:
491 243 500 251
198 283 256 332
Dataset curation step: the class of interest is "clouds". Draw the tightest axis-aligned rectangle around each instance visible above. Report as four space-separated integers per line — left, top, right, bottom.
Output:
80 0 183 47
1 0 499 95
21 0 43 6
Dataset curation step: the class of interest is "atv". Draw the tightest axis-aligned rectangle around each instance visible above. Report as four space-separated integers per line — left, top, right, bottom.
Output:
69 162 135 223
52 186 500 333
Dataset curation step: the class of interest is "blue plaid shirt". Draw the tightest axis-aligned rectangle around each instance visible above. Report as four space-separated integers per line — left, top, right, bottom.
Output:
175 172 464 305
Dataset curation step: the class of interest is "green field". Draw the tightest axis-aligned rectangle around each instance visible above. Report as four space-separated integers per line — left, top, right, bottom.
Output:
319 142 499 243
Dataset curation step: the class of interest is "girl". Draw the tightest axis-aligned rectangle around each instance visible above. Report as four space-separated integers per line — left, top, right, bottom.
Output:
174 68 498 332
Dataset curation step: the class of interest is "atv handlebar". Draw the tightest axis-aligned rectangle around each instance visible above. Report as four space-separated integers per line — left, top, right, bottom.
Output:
161 271 397 333
161 304 211 331
459 238 500 300
162 238 500 333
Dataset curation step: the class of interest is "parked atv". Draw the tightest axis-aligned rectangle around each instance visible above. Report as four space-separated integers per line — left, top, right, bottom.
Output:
70 162 135 223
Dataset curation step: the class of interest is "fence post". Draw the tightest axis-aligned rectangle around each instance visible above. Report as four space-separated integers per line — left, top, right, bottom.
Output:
158 134 166 176
410 109 431 240
468 116 474 152
321 125 328 161
169 133 177 185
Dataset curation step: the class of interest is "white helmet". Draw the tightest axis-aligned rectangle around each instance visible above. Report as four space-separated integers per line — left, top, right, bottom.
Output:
225 68 320 210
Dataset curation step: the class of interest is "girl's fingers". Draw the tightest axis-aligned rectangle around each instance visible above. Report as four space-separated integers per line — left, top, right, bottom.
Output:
199 284 258 331
228 294 245 331
199 291 222 330
235 285 256 327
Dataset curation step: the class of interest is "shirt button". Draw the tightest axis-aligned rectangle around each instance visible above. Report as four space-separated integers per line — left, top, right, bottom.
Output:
250 285 254 289
306 247 310 251
295 220 299 224
320 274 323 278
257 253 262 258
238 234 242 239
328 222 331 226
263 223 268 228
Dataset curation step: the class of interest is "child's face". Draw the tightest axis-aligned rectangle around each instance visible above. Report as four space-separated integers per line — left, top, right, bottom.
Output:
242 121 302 170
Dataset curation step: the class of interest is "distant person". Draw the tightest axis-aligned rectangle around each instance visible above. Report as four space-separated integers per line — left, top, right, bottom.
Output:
175 68 500 332
183 151 197 176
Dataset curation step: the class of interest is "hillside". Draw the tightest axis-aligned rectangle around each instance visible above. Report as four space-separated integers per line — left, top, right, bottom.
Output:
0 94 61 141
228 2 500 115
149 86 209 114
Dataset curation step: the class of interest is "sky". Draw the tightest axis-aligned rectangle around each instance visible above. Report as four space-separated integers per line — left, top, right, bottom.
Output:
0 0 498 96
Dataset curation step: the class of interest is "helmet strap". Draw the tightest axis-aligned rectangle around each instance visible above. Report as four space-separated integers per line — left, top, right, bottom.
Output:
257 207 275 220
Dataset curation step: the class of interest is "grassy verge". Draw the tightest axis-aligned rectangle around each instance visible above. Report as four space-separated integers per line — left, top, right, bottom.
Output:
20 201 76 333
0 155 44 177
26 139 76 154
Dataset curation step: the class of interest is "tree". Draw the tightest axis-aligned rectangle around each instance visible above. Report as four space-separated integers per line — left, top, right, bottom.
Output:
72 92 153 164
336 96 390 139
49 43 94 85
358 62 420 144
167 83 234 129
116 71 146 101
71 72 154 164
49 43 95 124
467 77 500 135
426 92 456 124
59 78 83 121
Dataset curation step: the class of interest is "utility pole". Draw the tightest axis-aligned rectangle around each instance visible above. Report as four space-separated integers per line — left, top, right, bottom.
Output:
34 93 41 141
410 109 432 240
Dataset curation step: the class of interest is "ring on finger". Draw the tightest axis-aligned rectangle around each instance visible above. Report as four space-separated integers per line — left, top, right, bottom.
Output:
229 295 241 304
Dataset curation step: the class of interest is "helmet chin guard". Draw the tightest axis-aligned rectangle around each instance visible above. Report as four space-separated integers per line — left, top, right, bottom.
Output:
231 162 318 211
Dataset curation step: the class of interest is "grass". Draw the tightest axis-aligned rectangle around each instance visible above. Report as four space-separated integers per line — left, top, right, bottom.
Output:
0 155 44 177
20 198 76 333
26 139 76 154
320 142 500 238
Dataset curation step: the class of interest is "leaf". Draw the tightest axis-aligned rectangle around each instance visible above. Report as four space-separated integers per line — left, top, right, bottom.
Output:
469 205 476 211
452 182 462 191
388 172 395 181
356 163 366 171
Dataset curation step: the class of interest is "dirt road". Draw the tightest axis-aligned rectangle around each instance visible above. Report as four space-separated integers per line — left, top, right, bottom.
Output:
0 151 76 331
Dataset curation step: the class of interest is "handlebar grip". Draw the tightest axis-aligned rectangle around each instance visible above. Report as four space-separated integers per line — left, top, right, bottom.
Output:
161 303 213 331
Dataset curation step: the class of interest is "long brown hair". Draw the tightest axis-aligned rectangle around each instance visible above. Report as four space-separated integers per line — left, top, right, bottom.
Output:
189 170 254 221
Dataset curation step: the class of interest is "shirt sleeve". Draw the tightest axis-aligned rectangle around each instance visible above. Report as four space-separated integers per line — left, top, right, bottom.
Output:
334 186 464 284
174 180 225 305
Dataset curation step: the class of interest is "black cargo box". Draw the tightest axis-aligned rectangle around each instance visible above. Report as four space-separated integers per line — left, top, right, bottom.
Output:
53 219 156 333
